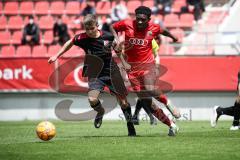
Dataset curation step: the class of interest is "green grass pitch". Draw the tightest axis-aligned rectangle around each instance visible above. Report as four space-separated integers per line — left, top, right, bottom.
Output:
0 120 240 160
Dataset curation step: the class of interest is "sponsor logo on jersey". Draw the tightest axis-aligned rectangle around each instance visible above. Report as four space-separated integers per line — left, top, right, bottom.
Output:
128 38 148 46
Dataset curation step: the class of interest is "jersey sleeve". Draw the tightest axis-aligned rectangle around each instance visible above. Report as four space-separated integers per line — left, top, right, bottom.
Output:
112 20 127 32
155 24 164 35
72 34 83 46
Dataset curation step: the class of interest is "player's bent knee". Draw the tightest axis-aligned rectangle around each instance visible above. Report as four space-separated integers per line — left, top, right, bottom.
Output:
88 97 99 107
119 101 130 109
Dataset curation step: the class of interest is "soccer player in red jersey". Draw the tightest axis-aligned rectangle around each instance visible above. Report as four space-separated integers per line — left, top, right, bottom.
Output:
110 6 180 136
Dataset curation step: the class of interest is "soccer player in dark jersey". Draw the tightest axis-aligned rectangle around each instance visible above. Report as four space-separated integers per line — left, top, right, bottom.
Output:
211 71 240 130
110 6 180 136
48 14 136 136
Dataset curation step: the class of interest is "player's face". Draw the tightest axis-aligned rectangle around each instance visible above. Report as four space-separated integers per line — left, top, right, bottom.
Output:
136 14 150 30
85 24 98 37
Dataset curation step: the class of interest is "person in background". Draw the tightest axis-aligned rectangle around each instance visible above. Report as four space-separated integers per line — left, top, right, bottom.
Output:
187 0 205 21
152 0 173 15
52 16 70 46
111 0 128 23
82 1 96 16
101 15 112 33
211 71 240 130
21 15 40 45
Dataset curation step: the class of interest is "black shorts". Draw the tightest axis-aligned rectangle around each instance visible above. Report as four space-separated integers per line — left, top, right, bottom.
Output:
88 69 128 97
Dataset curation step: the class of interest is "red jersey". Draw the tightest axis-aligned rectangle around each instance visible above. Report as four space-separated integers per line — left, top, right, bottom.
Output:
113 19 163 66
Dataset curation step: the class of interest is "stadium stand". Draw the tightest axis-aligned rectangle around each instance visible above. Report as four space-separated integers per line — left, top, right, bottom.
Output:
16 45 31 57
0 31 11 45
43 30 54 45
19 1 34 15
4 1 19 15
8 16 24 30
163 14 180 28
127 0 142 14
96 0 111 15
47 45 61 57
38 16 54 30
0 0 237 57
35 1 50 15
179 13 194 29
0 45 15 57
11 31 22 45
0 16 7 30
50 1 65 15
142 0 154 9
65 1 80 15
32 45 48 57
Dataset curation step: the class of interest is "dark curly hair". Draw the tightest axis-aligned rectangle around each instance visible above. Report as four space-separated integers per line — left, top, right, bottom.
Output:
135 6 152 18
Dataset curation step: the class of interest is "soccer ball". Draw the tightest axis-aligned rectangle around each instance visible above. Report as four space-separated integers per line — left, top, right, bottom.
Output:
36 121 56 141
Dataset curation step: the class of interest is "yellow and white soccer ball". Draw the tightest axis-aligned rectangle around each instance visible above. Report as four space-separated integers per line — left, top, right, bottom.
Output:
36 121 56 141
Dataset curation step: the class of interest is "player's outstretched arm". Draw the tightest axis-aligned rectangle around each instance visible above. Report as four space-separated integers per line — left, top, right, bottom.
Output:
109 25 122 52
161 29 178 43
48 39 73 64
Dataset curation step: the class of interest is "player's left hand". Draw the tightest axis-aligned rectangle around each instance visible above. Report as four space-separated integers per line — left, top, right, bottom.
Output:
172 37 178 43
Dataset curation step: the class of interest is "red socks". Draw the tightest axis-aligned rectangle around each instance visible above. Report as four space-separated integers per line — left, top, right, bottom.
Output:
153 108 171 127
159 95 168 105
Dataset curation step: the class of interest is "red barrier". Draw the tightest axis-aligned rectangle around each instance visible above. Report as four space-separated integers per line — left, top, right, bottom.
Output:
0 56 240 91
0 58 54 90
160 56 240 91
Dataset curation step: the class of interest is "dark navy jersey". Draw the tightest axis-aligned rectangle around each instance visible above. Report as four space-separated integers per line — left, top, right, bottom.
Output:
72 31 118 77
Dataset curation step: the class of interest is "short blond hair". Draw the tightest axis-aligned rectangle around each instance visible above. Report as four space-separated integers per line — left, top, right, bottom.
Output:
83 14 97 27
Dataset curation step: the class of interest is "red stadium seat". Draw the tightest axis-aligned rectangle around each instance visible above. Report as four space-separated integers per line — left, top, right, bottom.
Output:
142 0 154 8
0 16 7 30
8 16 24 30
19 1 34 15
127 1 141 14
179 13 194 28
50 1 65 15
11 31 22 45
43 31 53 44
39 16 54 30
35 1 50 15
47 45 61 57
111 0 126 7
65 1 80 15
62 15 73 29
172 0 186 13
62 46 84 57
4 2 19 15
164 14 180 28
0 46 15 57
159 45 175 55
96 1 111 15
32 45 48 57
169 28 185 42
0 2 3 15
0 31 11 45
16 45 31 57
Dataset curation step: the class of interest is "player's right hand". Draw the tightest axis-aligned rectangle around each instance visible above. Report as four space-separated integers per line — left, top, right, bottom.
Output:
48 56 58 64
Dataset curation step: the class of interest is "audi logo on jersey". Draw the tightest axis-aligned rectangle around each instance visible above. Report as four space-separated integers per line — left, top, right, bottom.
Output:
128 38 148 46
